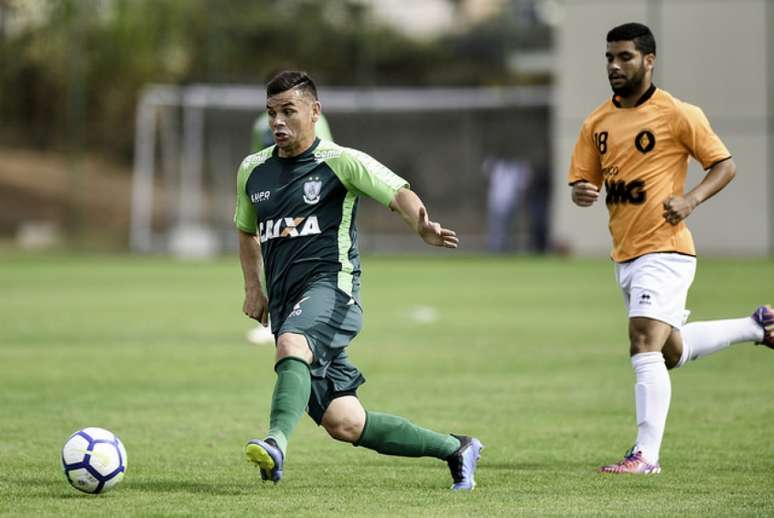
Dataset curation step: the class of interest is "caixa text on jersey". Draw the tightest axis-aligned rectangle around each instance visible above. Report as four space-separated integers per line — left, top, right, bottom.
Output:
258 216 322 243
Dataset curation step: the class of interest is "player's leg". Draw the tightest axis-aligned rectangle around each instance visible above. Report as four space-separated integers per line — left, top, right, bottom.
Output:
663 306 771 369
319 393 483 491
600 254 692 474
245 331 313 482
600 316 671 474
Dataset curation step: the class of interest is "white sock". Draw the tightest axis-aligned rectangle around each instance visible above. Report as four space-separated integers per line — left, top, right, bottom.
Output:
632 352 670 464
677 317 763 368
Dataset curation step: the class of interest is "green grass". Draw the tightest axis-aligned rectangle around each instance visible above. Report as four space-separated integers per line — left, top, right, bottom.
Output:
1 253 773 516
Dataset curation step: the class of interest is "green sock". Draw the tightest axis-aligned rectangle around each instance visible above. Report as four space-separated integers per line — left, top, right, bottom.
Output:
266 357 311 457
355 411 461 459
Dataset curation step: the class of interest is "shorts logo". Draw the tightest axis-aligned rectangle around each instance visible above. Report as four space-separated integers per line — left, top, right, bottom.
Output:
635 130 656 154
289 296 310 318
303 176 322 205
638 292 652 306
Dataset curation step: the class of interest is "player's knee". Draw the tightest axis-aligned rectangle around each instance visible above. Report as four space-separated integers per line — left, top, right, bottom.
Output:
628 332 651 355
323 414 363 443
662 347 681 369
628 322 663 355
275 333 313 363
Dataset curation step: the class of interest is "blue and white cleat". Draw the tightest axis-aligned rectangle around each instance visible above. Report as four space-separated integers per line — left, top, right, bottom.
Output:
245 438 284 483
752 305 774 349
446 434 483 491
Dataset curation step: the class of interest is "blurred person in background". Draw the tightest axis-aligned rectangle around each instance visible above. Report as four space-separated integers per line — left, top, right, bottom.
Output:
245 110 333 346
568 23 773 474
482 156 531 253
235 71 483 490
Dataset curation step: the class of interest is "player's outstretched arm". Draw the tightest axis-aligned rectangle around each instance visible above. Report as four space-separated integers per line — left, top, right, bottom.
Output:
662 158 736 225
389 187 458 248
570 181 600 207
238 230 269 324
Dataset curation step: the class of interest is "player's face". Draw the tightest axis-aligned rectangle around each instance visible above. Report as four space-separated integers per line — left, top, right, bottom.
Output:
605 41 652 97
266 88 320 157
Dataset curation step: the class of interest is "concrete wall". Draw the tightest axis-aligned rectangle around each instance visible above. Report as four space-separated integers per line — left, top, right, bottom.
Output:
552 0 771 256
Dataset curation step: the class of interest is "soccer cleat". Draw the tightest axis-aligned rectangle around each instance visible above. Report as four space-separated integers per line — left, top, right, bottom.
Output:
446 434 484 491
245 438 284 483
598 447 661 474
752 305 774 348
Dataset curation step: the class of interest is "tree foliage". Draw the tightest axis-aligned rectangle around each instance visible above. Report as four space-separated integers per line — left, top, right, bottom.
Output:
0 0 546 158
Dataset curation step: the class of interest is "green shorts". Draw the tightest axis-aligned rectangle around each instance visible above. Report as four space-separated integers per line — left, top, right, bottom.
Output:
277 279 365 424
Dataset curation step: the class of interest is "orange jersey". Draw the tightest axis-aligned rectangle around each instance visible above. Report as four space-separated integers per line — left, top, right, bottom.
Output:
568 86 731 262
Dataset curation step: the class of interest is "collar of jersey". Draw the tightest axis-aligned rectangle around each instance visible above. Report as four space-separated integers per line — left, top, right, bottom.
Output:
612 83 656 109
272 137 321 161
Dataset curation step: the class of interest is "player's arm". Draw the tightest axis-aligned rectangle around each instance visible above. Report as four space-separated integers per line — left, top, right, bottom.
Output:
238 230 268 324
234 155 268 323
571 181 600 207
329 147 456 248
662 158 736 225
389 187 458 249
568 123 603 207
664 103 736 225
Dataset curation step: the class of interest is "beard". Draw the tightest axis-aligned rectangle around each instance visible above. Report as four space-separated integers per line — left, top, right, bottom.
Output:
611 65 646 97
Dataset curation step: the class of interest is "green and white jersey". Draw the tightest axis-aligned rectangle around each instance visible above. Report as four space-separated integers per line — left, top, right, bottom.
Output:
234 138 408 328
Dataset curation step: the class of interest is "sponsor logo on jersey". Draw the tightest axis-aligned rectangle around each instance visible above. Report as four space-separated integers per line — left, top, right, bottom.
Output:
303 176 322 205
314 149 342 161
605 179 646 205
250 191 271 203
258 216 321 243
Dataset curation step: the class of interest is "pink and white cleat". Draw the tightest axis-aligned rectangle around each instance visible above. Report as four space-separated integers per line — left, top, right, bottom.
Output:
599 448 661 474
752 305 774 349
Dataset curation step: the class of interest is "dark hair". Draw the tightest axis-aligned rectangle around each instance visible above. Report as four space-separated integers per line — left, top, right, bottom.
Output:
607 22 656 56
266 70 318 99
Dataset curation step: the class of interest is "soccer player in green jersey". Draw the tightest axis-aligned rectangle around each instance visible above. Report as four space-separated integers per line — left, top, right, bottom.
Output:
234 71 483 491
245 110 333 346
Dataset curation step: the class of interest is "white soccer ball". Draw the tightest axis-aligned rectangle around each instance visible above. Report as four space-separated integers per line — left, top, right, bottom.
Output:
61 427 127 494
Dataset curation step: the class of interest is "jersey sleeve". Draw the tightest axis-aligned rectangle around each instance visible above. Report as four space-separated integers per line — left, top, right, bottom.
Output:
328 148 409 207
567 121 603 187
675 102 731 170
233 156 258 234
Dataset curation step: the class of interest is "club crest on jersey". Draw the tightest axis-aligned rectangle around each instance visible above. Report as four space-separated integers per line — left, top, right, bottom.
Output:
303 176 322 205
635 130 656 154
258 216 321 243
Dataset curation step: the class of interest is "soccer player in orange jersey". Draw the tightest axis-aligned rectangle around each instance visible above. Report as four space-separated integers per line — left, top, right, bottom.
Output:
568 22 774 474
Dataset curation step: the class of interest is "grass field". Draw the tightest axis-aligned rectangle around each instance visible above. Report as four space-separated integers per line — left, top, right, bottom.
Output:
1 253 773 516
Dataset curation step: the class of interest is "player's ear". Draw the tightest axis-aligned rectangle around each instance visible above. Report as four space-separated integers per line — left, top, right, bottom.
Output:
312 101 321 123
644 53 655 72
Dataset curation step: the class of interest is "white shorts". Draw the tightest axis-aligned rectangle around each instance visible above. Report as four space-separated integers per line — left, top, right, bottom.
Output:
615 252 696 328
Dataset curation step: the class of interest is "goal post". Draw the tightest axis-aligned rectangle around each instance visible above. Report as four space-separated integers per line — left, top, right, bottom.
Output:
131 84 551 257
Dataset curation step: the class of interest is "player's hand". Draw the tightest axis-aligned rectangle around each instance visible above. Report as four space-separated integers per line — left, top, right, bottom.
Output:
243 287 269 325
417 206 458 248
662 195 697 225
571 181 599 207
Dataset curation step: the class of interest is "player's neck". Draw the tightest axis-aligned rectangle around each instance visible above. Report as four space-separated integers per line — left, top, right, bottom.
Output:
277 134 316 158
615 82 654 108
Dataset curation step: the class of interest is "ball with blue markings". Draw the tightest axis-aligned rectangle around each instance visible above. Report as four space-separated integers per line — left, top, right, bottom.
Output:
61 427 127 494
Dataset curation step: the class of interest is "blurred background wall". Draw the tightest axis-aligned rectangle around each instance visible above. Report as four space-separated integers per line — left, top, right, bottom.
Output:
0 0 770 256
552 0 773 256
